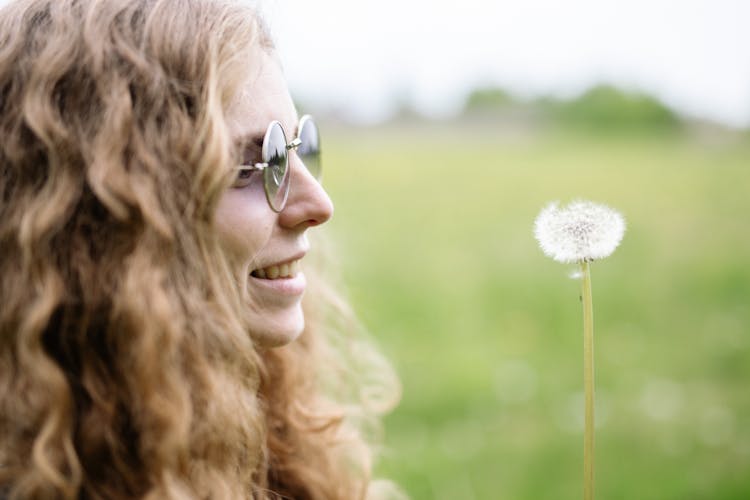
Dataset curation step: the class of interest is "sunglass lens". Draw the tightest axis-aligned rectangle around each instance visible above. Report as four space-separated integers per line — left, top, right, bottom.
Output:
298 116 321 180
263 121 290 211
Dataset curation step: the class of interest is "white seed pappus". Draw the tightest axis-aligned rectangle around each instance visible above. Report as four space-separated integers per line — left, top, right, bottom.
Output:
534 200 626 264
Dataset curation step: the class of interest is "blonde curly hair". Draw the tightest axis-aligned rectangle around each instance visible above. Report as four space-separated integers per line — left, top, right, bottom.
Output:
0 0 400 498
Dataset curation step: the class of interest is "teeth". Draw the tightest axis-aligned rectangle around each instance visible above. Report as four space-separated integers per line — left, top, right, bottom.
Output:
251 259 301 280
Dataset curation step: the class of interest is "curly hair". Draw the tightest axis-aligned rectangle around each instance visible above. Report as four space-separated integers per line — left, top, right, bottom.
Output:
0 0 400 498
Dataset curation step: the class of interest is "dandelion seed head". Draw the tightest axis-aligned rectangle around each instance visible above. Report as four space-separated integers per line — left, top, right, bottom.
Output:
534 200 626 264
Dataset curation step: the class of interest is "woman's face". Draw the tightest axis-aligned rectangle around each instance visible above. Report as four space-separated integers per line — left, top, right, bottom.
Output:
216 50 333 347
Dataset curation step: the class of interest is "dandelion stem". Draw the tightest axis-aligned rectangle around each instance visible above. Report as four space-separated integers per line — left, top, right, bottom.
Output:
581 260 595 500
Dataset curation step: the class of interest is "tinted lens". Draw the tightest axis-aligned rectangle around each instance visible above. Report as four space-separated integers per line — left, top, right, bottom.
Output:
297 115 321 180
263 121 290 211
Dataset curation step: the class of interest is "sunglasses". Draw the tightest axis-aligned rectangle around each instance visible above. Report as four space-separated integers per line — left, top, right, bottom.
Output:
234 114 321 212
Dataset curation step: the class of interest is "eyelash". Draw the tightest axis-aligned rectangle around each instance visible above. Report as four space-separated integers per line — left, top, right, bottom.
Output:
239 141 262 166
233 142 263 188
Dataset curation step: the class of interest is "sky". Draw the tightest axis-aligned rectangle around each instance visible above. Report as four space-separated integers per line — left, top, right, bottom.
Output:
259 0 750 127
0 0 746 127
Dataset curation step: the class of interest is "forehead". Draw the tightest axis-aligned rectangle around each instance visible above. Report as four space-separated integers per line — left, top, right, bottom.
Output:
226 50 298 140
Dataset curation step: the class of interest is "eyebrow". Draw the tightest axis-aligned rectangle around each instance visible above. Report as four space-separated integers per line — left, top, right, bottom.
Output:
232 120 301 149
233 131 264 151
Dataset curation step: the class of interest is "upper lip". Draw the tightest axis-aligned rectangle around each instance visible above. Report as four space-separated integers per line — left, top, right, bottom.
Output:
252 250 307 271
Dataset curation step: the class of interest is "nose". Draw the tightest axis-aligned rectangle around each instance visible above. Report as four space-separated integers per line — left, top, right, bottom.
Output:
278 153 333 229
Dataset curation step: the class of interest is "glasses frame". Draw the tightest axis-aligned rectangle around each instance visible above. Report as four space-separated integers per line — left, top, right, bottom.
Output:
235 114 320 213
296 114 322 181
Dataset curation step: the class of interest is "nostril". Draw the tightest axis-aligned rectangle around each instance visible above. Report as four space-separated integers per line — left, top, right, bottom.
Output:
307 190 334 227
278 165 333 228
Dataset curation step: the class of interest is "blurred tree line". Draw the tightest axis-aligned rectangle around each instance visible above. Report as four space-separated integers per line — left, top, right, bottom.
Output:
462 84 683 133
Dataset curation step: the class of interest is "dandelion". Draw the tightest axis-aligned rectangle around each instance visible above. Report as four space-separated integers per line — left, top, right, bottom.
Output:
533 199 625 500
534 200 625 264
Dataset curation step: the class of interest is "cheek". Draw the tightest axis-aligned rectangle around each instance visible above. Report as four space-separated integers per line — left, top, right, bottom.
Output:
215 189 273 265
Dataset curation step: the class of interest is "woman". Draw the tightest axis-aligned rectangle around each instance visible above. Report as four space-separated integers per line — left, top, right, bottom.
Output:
0 0 399 498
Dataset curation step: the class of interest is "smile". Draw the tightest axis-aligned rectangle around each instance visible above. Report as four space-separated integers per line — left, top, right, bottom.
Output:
250 258 301 280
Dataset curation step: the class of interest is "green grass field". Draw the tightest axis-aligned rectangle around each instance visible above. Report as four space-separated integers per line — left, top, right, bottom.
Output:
321 122 750 500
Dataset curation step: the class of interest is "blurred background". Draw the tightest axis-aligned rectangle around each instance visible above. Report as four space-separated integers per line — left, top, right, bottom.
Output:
0 0 744 497
259 0 750 499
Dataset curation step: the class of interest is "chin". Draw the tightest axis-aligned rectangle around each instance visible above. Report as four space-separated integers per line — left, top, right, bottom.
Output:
249 311 305 348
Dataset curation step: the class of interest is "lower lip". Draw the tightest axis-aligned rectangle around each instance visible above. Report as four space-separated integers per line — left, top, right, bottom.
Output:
248 272 306 296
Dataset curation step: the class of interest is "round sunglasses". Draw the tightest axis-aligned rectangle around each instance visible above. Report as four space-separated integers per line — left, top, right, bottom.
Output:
234 115 321 212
